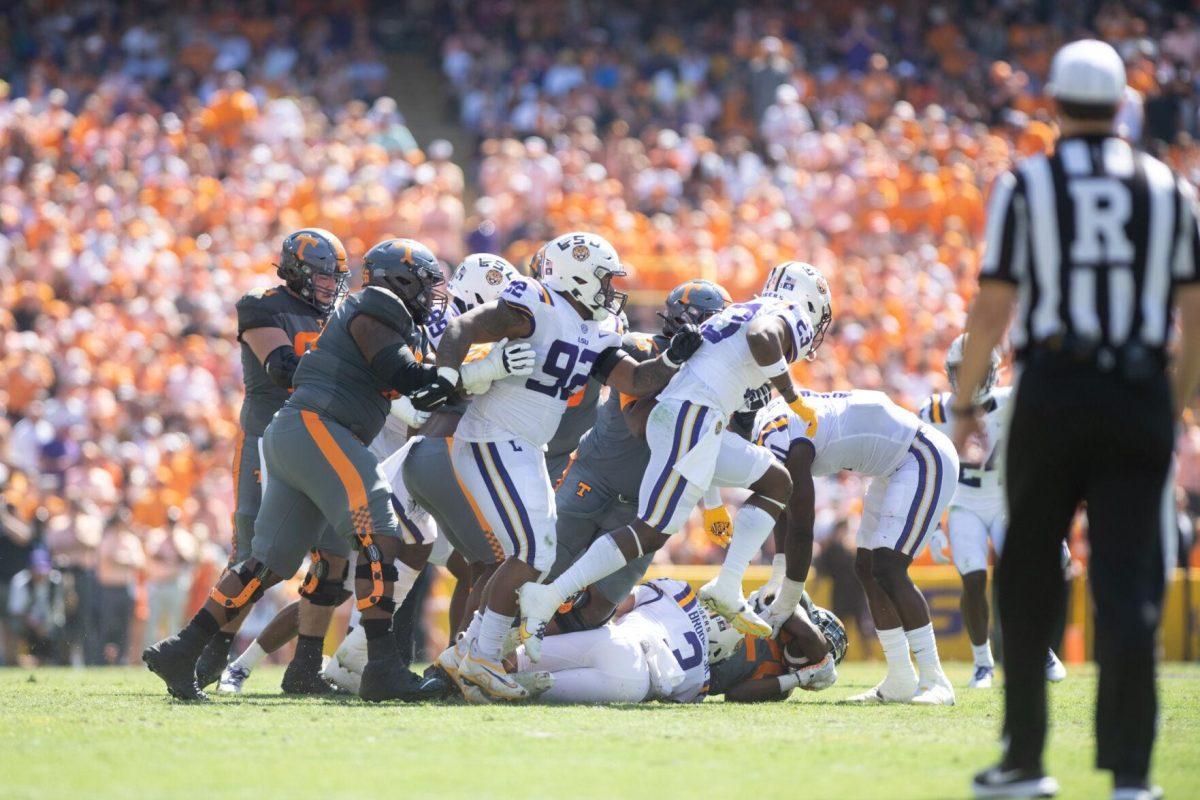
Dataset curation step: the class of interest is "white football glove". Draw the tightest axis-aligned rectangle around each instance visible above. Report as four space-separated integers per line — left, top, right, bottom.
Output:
928 527 952 565
796 653 837 691
390 395 431 429
461 338 536 394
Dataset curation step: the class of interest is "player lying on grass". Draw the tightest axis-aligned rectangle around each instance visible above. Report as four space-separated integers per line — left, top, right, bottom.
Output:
496 578 843 704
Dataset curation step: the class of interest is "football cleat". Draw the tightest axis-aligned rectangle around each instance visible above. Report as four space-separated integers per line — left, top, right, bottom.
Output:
512 671 555 700
517 582 563 662
321 654 362 695
972 765 1059 798
698 578 772 638
435 634 471 692
142 638 209 702
193 636 233 690
1111 785 1164 800
358 656 442 702
845 673 918 704
912 677 956 706
217 665 251 695
1045 650 1067 683
281 660 336 695
458 646 529 702
968 665 995 689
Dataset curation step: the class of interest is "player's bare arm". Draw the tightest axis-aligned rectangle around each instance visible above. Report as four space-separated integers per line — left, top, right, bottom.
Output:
243 326 298 388
436 299 533 372
780 440 817 582
1173 284 1200 419
748 315 818 434
602 324 702 396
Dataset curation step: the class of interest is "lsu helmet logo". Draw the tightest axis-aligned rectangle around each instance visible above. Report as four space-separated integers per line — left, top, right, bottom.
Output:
571 244 590 262
485 268 503 285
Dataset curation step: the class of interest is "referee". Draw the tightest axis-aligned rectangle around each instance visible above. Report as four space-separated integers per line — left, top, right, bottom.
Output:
954 40 1200 800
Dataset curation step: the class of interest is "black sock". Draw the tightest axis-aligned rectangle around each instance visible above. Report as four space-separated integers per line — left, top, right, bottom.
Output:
292 634 324 666
363 619 397 661
177 609 220 656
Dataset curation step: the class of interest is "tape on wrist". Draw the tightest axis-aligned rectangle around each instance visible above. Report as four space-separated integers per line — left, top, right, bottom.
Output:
761 358 789 379
661 351 682 369
437 366 460 387
777 672 801 693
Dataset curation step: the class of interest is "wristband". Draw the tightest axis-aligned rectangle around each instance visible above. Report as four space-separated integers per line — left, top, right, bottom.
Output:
761 358 789 379
949 401 979 416
777 672 801 693
437 366 461 387
661 351 682 369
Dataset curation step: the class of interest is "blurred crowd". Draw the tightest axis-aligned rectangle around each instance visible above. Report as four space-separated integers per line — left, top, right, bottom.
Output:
1 0 1199 665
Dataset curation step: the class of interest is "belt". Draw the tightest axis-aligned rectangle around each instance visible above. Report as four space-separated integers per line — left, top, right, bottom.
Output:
1025 334 1165 382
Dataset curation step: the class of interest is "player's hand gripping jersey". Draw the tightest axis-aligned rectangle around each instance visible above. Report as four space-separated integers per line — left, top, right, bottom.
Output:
455 277 623 448
657 297 815 417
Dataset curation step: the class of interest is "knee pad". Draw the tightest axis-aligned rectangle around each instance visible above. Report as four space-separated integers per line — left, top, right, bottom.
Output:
552 589 614 633
355 558 400 614
210 560 272 612
299 551 352 607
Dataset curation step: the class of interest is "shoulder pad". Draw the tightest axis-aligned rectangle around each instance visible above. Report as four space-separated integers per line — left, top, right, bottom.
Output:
236 290 283 334
919 393 950 424
500 277 554 309
357 285 415 333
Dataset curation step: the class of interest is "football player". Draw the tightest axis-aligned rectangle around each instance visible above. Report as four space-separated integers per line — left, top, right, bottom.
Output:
433 231 705 701
191 228 354 694
921 335 1067 688
143 238 531 701
753 388 960 705
518 261 829 658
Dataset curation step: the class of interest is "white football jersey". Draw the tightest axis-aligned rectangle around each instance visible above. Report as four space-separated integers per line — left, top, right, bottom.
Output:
919 387 1011 510
658 298 814 417
455 277 622 447
622 578 711 703
753 390 921 478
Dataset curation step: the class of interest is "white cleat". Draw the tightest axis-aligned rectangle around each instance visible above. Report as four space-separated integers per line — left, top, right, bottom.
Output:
968 664 995 689
321 655 362 695
517 582 562 662
698 579 772 638
1045 650 1067 683
512 671 555 699
457 645 529 702
217 665 251 694
912 677 956 706
844 675 918 704
436 634 473 697
1111 785 1163 800
460 683 491 705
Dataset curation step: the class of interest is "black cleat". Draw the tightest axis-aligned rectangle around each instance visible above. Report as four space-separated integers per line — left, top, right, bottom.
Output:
143 637 209 702
972 765 1059 798
194 634 234 689
359 656 444 702
418 666 457 700
280 660 335 695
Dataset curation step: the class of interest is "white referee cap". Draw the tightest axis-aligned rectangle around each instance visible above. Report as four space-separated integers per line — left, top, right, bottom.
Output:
1047 39 1126 105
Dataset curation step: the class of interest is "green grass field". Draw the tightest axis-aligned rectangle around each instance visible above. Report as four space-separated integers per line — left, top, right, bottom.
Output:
2 663 1197 800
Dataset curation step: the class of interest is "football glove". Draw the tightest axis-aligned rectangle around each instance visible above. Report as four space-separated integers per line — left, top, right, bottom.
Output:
663 323 702 368
461 338 536 394
410 371 456 412
787 395 819 436
928 527 952 564
389 395 431 429
702 505 733 548
741 382 773 412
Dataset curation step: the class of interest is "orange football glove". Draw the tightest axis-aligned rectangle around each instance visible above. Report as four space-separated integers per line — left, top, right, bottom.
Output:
788 396 819 436
702 505 733 548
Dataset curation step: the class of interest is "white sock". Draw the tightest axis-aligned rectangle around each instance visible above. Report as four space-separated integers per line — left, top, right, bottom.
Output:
463 610 483 643
231 640 267 671
764 553 787 594
391 559 420 606
474 609 514 662
876 626 915 681
906 623 947 684
715 505 775 592
771 578 805 615
551 534 628 599
972 641 995 669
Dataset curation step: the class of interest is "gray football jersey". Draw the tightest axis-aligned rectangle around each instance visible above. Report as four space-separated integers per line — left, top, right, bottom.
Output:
290 286 425 443
236 287 325 437
570 332 666 499
545 378 602 466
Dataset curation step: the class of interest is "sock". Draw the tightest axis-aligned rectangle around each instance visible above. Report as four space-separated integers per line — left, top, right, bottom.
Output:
715 505 775 592
551 535 628 599
972 641 995 669
764 553 787 594
177 609 220 657
363 617 396 661
474 609 515 662
771 578 805 615
876 626 915 681
463 611 483 643
391 559 420 606
906 623 947 684
292 634 324 667
231 640 267 671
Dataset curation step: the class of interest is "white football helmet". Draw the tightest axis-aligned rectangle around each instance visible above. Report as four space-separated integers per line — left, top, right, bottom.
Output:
539 232 627 321
945 333 1002 402
761 261 833 354
447 253 518 312
702 607 743 665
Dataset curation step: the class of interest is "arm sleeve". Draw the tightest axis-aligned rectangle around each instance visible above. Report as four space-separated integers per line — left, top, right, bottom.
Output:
235 294 280 341
369 344 437 395
263 345 301 389
979 169 1028 285
1173 177 1200 286
590 346 625 382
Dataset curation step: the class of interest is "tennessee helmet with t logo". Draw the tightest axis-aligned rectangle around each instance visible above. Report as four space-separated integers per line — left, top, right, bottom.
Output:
761 261 833 355
659 279 731 335
540 232 627 321
277 228 350 314
363 238 446 324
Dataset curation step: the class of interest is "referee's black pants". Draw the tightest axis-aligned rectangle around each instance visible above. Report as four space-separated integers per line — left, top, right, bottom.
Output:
999 357 1172 780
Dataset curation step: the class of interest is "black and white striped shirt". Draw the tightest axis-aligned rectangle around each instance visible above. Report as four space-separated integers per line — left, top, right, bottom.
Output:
981 135 1200 359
